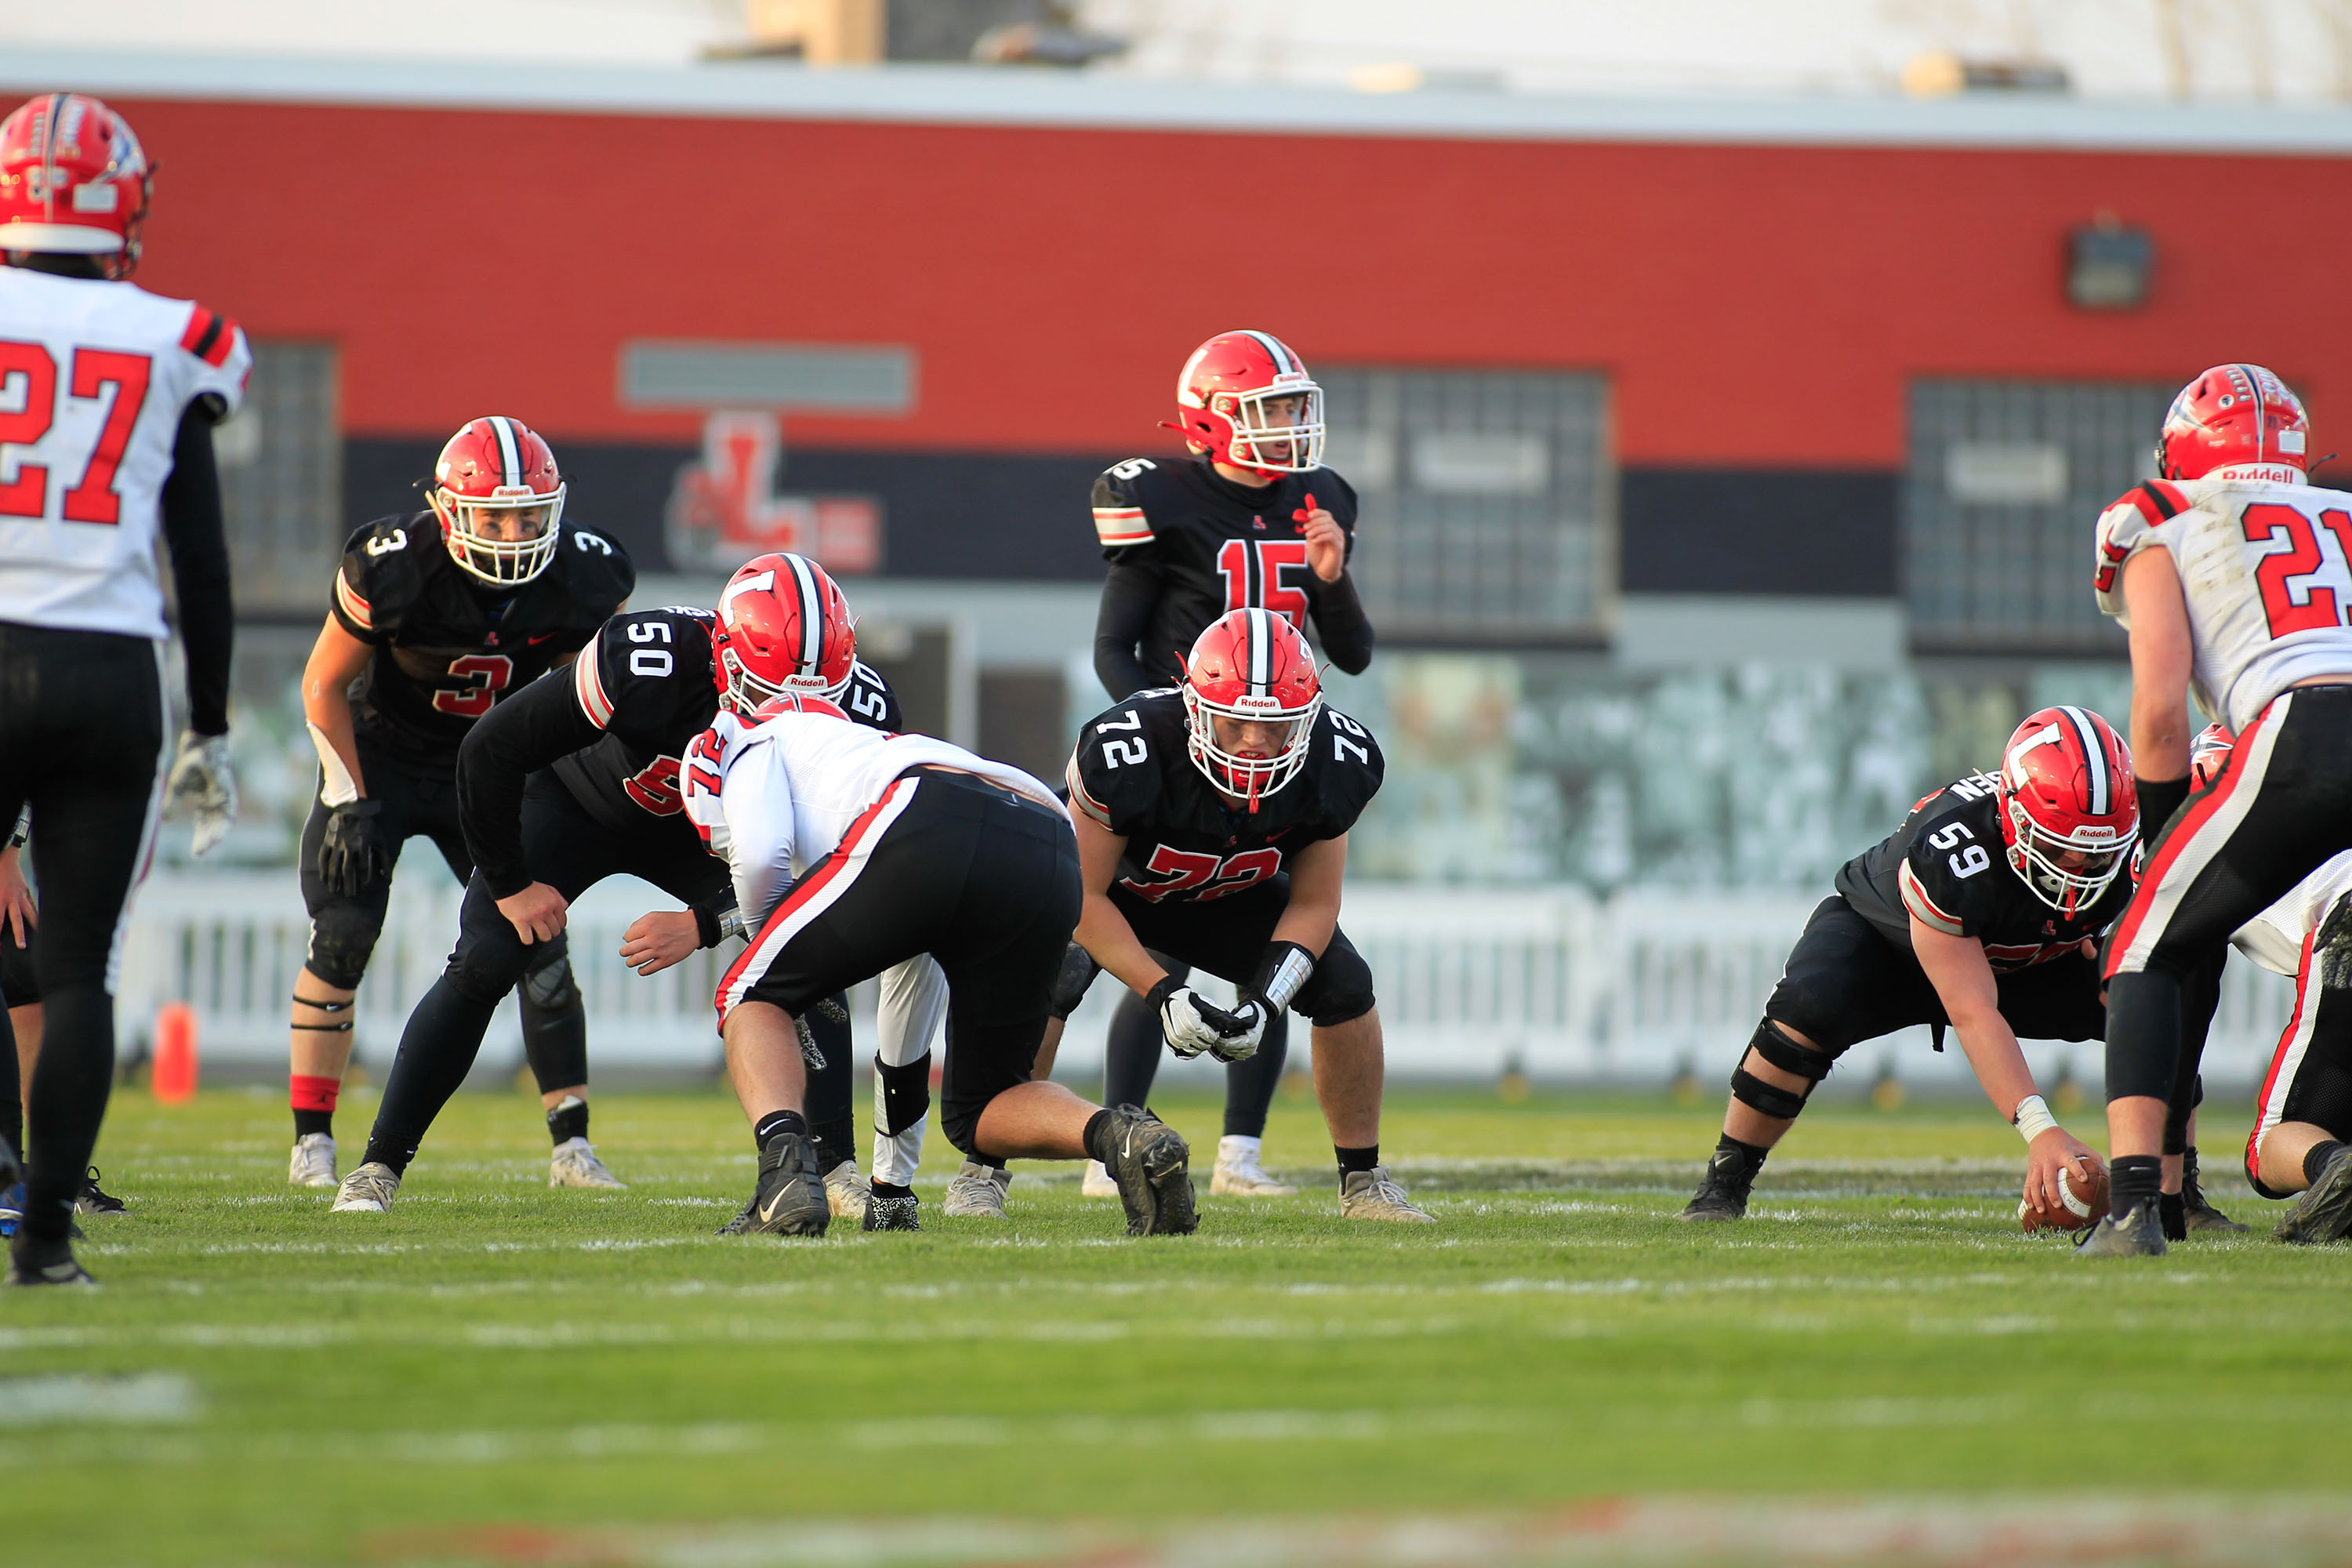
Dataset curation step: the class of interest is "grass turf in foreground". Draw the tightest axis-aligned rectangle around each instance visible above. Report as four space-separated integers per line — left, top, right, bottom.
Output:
8 1085 2350 1567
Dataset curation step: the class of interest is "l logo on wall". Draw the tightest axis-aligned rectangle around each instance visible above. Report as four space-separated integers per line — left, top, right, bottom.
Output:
664 412 883 575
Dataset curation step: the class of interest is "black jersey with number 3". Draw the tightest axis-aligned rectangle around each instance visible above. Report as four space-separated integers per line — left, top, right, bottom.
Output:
328 512 633 764
1093 456 1362 690
1833 773 2132 971
1066 688 1383 903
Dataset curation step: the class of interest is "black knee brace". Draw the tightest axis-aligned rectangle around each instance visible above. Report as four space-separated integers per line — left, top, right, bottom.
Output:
304 907 383 991
875 1050 932 1136
520 946 579 1012
1047 941 1098 1021
1304 938 1377 1028
1730 1018 1831 1121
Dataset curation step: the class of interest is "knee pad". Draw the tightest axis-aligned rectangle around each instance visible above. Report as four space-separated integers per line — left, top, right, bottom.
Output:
1730 1018 1831 1121
874 1050 932 1137
1047 941 1098 1021
1305 939 1376 1028
304 907 383 991
520 946 579 1013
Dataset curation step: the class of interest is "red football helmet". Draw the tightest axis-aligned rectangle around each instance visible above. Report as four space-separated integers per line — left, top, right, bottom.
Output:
2157 364 2311 484
2190 722 2236 793
1167 330 1324 479
0 94 151 278
1181 608 1323 811
428 416 565 586
714 552 856 714
1996 706 2140 916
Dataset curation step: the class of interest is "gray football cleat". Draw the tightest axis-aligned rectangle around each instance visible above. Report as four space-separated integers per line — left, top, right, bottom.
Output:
1339 1166 1436 1222
289 1133 337 1190
331 1162 402 1214
942 1161 1011 1218
549 1138 626 1190
5 1233 94 1287
2275 1144 2352 1245
2074 1197 2167 1258
823 1160 873 1221
718 1134 829 1237
1091 1105 1196 1236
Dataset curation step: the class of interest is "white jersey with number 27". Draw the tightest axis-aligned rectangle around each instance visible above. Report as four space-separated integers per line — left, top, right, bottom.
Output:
0 266 250 640
2095 474 2352 733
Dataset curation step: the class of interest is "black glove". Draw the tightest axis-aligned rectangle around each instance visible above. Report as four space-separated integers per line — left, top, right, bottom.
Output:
317 798 389 898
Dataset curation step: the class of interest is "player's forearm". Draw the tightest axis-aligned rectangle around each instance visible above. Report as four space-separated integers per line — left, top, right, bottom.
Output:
1269 896 1339 960
1091 564 1159 699
1076 891 1168 998
1946 1006 2039 1123
1309 572 1374 676
2130 684 2190 783
454 698 560 897
158 408 234 736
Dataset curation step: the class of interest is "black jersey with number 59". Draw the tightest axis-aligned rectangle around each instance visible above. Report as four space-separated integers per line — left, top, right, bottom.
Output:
1065 688 1383 903
1833 773 2132 971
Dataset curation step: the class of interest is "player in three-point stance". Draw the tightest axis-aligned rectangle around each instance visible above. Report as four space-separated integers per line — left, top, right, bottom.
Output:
1082 329 1374 1202
331 554 941 1225
287 416 631 1192
683 694 1199 1238
0 93 245 1283
1043 608 1431 1221
1680 708 2137 1229
2081 365 2352 1257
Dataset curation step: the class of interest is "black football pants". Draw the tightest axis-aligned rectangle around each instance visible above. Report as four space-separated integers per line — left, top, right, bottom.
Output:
0 623 166 1245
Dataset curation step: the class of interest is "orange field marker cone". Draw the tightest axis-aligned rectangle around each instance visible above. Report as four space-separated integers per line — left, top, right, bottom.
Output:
152 1002 198 1103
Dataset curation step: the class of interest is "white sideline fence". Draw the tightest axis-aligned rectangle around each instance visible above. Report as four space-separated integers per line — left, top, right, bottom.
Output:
112 873 2299 1089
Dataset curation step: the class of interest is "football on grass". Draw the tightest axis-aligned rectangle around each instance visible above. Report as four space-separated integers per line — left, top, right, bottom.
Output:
2019 1163 2108 1233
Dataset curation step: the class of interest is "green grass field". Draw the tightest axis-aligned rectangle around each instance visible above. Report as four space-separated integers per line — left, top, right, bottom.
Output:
14 1080 2352 1567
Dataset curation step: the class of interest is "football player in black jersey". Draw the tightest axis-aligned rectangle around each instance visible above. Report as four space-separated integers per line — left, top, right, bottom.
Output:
1680 708 2147 1228
288 418 631 1194
330 554 931 1222
1084 329 1375 1201
1040 609 1431 1221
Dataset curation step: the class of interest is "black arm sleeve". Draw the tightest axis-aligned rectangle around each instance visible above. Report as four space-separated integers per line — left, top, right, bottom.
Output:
158 406 234 736
1308 571 1375 676
456 669 606 899
1091 563 1160 701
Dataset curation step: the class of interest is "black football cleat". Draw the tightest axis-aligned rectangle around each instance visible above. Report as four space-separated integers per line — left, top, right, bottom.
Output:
77 1166 126 1216
2275 1144 2352 1246
2180 1151 2249 1235
1091 1105 1196 1236
862 1192 921 1232
6 1232 95 1287
717 1133 829 1237
2074 1198 2167 1258
1678 1149 1759 1222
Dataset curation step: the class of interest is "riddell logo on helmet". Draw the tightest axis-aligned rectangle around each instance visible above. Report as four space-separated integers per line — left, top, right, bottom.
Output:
1231 695 1283 714
2076 826 2118 840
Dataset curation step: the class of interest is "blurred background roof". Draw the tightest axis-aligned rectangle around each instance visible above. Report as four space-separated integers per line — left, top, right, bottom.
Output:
9 0 2352 103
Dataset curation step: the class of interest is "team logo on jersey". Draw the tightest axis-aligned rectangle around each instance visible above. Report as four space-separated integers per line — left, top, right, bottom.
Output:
664 412 881 577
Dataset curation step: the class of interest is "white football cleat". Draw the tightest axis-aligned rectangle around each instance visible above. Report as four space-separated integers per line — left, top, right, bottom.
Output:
1339 1166 1435 1223
823 1159 873 1221
1210 1135 1298 1196
331 1162 401 1214
1080 1159 1120 1199
289 1133 338 1190
942 1161 1011 1218
549 1138 626 1190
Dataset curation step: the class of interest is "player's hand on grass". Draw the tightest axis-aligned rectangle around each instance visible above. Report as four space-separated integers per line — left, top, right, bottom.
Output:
2022 1127 2103 1221
0 845 34 947
498 882 569 945
619 909 699 976
1293 492 1347 583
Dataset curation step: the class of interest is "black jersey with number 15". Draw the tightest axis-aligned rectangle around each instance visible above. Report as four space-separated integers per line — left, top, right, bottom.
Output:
1834 773 2132 971
1066 688 1383 903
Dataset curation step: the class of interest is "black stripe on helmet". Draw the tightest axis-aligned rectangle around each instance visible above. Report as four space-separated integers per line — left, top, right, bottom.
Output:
2056 705 2108 815
483 416 524 487
782 553 823 673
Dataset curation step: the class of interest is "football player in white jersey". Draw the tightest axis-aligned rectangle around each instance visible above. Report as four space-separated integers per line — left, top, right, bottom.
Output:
2234 842 2352 1241
0 93 248 1284
2082 365 2352 1257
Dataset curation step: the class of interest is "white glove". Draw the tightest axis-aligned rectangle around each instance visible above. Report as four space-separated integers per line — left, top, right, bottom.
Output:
165 729 238 858
1150 978 1267 1062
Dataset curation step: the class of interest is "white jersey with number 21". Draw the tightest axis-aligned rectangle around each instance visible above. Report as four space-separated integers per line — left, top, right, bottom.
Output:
2095 473 2352 733
0 265 250 640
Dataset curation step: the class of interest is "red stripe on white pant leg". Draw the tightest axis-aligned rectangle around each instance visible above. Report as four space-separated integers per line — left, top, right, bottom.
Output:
2107 696 2290 978
2249 926 2325 1185
714 778 920 1028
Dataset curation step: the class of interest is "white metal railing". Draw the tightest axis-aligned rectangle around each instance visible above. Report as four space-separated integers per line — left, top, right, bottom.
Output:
109 873 2300 1087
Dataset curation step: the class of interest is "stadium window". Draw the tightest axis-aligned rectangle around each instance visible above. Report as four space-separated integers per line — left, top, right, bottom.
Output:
1317 368 1613 641
213 341 343 619
1904 377 2171 654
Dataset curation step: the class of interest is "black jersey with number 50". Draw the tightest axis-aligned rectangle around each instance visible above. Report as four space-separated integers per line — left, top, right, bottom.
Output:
1066 688 1382 903
1833 773 2132 971
328 511 633 764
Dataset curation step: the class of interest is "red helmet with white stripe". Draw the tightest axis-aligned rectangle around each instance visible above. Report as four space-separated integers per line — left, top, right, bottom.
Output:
1996 706 2139 916
714 552 855 714
1181 608 1323 811
429 416 565 586
2157 364 2311 484
0 93 152 278
2190 722 2235 793
1168 330 1324 480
